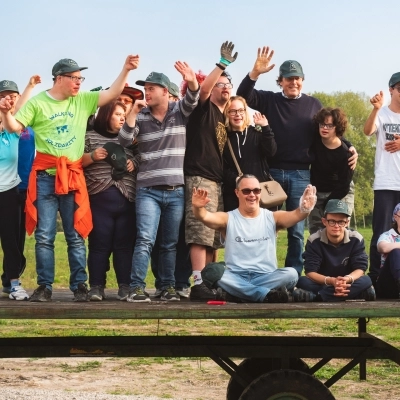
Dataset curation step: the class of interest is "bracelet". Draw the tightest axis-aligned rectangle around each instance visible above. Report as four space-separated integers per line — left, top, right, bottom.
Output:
324 276 331 286
215 63 226 70
219 57 231 67
90 151 95 162
345 275 354 284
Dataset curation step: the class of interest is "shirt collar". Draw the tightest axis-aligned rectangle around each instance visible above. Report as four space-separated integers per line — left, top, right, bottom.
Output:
320 228 350 245
281 91 302 99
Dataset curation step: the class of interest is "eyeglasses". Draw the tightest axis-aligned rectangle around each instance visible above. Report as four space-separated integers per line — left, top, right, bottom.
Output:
62 75 85 83
319 123 335 129
118 97 133 105
215 82 233 89
228 108 246 116
0 94 18 100
326 219 347 227
240 188 262 195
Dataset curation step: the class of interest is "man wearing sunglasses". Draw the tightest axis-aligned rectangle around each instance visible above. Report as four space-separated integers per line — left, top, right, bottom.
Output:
293 199 375 302
364 72 400 289
192 174 316 303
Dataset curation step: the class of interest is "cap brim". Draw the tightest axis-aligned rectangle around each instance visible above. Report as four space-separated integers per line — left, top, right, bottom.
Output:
122 87 144 101
282 72 304 78
135 80 168 88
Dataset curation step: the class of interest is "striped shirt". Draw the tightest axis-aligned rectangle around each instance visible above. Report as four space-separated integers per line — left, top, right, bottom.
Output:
84 131 139 202
118 88 199 188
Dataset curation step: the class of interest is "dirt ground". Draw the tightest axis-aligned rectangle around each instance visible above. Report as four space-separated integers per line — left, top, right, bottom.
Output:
0 357 399 400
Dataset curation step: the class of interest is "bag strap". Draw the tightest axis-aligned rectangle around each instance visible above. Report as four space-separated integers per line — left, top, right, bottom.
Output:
227 139 243 177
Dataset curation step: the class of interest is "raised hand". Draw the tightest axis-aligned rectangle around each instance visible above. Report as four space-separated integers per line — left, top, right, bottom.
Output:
124 55 140 71
370 91 384 109
299 184 317 213
253 112 268 127
192 187 210 209
250 46 275 79
174 61 196 83
29 75 41 88
220 41 238 66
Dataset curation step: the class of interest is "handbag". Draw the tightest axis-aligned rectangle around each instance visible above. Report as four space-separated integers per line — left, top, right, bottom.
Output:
227 139 287 208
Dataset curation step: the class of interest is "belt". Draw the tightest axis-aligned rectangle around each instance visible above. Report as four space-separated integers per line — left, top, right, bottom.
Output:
151 185 184 191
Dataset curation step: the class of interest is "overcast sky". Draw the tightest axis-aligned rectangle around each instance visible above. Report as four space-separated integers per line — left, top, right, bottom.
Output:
2 0 399 104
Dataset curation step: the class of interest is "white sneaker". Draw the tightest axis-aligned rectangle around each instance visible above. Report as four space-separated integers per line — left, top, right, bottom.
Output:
9 285 30 301
176 288 190 298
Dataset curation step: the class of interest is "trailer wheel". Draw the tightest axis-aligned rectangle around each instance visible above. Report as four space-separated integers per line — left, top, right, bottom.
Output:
238 369 335 400
226 358 309 400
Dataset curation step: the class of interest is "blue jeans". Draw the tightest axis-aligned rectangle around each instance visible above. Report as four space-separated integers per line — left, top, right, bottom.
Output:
218 267 298 302
35 172 87 292
131 186 184 290
297 275 372 302
269 168 310 276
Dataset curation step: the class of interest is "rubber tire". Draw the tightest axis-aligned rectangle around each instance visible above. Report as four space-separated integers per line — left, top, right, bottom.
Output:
239 369 335 400
226 358 309 400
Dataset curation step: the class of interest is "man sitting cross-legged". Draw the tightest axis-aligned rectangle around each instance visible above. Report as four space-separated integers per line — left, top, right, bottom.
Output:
293 199 375 302
192 174 317 303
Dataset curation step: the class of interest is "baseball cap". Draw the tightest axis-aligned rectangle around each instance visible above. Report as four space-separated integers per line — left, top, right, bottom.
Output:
0 80 19 94
102 142 127 181
168 82 180 98
324 199 351 217
136 72 170 88
279 60 304 79
392 203 400 222
389 72 400 87
121 85 144 101
52 58 88 77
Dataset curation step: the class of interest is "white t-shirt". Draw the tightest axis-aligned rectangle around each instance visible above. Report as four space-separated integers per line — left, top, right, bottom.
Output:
373 106 400 190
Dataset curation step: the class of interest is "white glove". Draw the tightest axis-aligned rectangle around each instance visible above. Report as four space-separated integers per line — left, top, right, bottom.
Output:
299 185 317 213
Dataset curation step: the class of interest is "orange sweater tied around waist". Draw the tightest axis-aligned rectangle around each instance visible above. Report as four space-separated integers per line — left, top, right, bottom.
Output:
25 152 93 239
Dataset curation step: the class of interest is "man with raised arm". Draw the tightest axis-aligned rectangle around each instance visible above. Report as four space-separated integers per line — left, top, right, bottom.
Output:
0 55 140 302
364 72 400 288
192 174 317 303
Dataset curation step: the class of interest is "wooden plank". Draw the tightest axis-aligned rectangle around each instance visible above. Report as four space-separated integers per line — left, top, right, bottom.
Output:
1 290 400 319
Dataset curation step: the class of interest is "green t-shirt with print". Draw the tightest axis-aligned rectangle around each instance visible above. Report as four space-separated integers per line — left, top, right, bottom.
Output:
15 91 99 170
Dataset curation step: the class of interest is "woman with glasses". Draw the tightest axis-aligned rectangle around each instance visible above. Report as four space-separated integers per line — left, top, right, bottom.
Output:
83 101 139 301
308 107 354 234
222 96 277 211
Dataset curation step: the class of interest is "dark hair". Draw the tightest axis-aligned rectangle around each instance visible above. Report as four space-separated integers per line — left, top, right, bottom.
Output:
236 174 259 189
275 75 305 87
313 107 348 137
93 101 126 133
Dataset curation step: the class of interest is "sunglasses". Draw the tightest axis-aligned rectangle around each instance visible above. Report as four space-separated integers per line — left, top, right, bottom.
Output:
240 188 262 195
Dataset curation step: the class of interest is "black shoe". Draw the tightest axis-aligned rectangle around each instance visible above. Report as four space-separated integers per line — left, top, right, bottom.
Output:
293 288 316 302
29 285 52 302
264 288 289 303
190 282 216 302
127 287 151 303
73 283 89 302
357 286 376 301
160 286 180 301
88 285 106 301
216 287 243 303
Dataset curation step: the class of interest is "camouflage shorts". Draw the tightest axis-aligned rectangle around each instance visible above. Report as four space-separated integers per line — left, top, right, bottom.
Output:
185 176 223 249
308 182 355 234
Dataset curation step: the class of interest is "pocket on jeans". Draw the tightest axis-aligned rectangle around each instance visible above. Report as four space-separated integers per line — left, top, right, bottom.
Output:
296 170 310 181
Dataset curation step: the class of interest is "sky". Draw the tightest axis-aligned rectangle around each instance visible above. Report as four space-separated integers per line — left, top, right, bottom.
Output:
1 0 399 104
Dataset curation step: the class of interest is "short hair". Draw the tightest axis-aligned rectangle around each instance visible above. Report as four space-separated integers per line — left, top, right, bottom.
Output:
236 174 259 189
93 101 126 133
224 96 251 131
276 75 305 87
313 107 348 137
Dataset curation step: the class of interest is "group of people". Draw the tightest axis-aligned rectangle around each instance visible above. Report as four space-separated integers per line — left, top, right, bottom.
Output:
1 41 400 304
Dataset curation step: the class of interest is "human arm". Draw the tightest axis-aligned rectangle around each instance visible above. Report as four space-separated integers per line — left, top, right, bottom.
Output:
254 113 277 158
118 100 146 147
363 91 384 136
174 61 200 117
192 188 228 232
98 55 139 107
377 231 400 253
15 75 41 113
273 185 316 230
0 101 24 133
249 46 275 80
82 147 108 168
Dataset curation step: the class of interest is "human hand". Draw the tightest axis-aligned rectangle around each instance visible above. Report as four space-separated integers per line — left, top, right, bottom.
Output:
220 41 238 67
91 147 108 162
124 55 140 71
28 75 41 88
370 91 384 109
0 97 14 113
131 99 147 114
253 112 268 127
192 187 211 208
250 46 275 79
333 277 350 297
127 159 134 172
385 134 400 153
348 146 358 170
174 61 196 83
299 184 317 213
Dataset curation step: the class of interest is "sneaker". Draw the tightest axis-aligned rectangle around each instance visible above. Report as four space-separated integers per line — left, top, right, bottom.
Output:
117 284 130 301
29 285 52 302
293 288 316 302
127 287 151 303
216 287 243 303
73 283 89 302
160 287 180 301
9 285 29 301
2 286 11 298
176 287 190 298
358 286 376 301
88 285 106 301
264 288 289 303
190 282 217 302
154 288 162 298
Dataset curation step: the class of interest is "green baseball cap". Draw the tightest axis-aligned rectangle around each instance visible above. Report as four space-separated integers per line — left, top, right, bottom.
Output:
52 58 88 77
0 80 19 94
324 199 351 217
136 72 170 88
279 60 304 79
168 82 180 98
389 72 400 87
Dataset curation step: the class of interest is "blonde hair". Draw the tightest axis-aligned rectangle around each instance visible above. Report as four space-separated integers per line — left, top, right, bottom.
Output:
224 96 251 132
